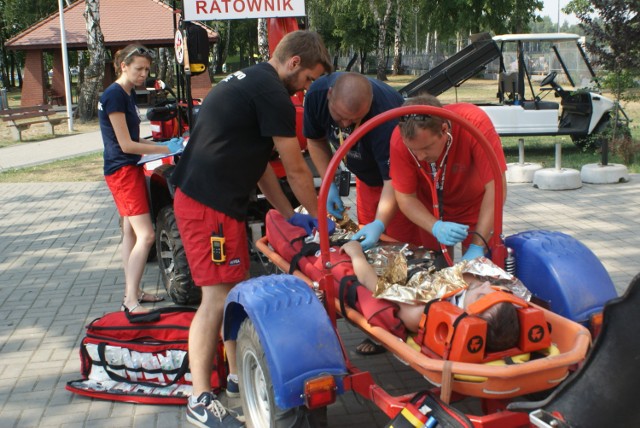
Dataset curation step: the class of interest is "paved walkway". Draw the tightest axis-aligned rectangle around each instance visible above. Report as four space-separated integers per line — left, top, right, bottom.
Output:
0 130 639 427
0 117 149 172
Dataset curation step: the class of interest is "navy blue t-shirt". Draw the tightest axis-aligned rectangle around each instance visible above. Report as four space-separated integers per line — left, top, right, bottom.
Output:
303 72 403 187
98 82 141 175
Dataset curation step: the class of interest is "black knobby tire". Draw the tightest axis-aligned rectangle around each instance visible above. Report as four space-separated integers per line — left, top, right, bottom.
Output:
237 318 328 428
155 206 201 305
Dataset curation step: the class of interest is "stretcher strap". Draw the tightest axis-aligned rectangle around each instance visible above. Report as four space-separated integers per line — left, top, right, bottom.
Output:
338 275 360 321
288 242 320 274
440 360 454 404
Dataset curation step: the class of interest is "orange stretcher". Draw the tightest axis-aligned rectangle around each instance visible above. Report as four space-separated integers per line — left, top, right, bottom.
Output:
258 105 592 424
255 234 591 402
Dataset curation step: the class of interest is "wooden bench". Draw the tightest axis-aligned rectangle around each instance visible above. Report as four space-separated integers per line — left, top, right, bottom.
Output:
47 90 65 106
0 104 69 141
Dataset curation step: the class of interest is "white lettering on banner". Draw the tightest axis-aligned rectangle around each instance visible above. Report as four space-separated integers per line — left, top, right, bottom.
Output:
183 0 305 21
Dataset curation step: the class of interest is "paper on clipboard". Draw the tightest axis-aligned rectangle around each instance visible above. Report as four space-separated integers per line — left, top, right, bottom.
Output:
137 150 182 166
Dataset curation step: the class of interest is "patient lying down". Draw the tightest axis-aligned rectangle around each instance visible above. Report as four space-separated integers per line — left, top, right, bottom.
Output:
341 241 522 353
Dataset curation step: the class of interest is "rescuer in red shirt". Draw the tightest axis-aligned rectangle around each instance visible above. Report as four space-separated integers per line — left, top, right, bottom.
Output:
389 94 507 261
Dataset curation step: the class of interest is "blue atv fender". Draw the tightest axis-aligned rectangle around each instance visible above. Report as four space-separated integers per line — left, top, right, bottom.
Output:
505 230 617 324
223 274 346 409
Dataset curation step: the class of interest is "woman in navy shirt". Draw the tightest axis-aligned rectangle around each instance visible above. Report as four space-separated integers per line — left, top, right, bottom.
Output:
98 44 182 313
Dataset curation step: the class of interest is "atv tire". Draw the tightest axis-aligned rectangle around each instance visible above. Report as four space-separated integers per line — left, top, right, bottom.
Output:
155 206 200 305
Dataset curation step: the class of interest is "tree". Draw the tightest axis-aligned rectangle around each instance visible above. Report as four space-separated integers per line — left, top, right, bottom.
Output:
565 0 640 82
425 0 543 40
369 0 393 80
1 0 58 88
391 0 403 75
257 18 269 62
77 0 105 122
308 0 378 73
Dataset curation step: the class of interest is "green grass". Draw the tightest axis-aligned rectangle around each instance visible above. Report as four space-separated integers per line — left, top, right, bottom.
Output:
501 136 640 172
0 152 103 182
1 76 638 182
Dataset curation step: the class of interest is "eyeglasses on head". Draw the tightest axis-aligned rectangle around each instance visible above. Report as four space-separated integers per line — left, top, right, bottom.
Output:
399 114 432 123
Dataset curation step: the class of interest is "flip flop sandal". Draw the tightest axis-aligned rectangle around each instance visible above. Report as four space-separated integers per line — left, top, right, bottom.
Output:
121 303 147 314
138 292 165 303
355 338 387 355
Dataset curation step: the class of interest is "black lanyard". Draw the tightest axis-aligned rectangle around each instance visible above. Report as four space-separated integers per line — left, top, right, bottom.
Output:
409 133 452 220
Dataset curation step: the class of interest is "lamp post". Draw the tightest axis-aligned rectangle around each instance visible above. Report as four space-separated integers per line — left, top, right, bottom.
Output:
557 0 561 32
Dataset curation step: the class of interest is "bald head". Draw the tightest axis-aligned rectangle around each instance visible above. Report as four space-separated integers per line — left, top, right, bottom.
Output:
332 73 373 112
328 73 373 128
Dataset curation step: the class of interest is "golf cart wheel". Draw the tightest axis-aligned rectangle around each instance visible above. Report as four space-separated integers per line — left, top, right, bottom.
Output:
155 206 201 305
571 115 631 151
237 318 328 428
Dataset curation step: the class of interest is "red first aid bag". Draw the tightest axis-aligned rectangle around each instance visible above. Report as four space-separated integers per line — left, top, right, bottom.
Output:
66 307 226 405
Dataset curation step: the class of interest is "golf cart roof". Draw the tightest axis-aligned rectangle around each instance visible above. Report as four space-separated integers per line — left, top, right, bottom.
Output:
493 33 581 43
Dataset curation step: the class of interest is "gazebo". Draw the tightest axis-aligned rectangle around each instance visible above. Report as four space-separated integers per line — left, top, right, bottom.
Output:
4 0 218 107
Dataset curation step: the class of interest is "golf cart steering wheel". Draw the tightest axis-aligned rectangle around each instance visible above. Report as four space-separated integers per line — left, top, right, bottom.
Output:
540 71 558 87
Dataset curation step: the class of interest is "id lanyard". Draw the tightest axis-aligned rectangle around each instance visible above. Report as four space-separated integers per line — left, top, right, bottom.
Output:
337 120 361 164
407 133 454 266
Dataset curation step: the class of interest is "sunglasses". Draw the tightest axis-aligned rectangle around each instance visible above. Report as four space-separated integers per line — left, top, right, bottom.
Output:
399 114 433 123
125 47 156 61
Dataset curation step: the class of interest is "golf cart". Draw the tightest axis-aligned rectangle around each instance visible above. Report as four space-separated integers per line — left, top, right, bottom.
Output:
400 32 631 149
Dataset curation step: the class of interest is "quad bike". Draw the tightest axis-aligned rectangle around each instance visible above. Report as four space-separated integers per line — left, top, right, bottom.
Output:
143 78 310 305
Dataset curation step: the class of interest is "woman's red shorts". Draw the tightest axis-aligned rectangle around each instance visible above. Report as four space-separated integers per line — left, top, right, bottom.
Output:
105 164 149 217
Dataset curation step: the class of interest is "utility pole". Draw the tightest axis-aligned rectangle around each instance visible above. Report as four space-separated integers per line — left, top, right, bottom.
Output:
557 0 561 32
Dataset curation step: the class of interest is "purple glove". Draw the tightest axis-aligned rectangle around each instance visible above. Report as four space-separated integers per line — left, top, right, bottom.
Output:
288 212 316 235
288 213 336 235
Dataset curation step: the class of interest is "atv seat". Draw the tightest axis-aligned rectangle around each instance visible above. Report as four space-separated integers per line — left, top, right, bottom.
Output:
507 272 640 425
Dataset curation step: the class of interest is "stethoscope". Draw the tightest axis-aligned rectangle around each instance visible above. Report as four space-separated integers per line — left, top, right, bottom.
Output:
406 130 455 266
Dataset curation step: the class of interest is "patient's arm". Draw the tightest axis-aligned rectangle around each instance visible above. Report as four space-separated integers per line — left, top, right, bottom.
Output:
340 241 378 294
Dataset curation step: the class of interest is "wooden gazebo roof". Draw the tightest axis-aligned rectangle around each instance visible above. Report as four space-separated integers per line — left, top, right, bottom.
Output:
5 0 217 51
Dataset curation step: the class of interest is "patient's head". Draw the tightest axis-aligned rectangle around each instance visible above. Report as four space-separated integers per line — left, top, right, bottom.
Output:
463 277 520 353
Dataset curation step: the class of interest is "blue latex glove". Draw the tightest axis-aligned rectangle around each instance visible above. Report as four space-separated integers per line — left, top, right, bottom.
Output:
325 217 336 235
288 213 336 236
157 137 183 146
431 220 469 246
461 244 485 261
166 137 184 153
351 219 385 251
288 212 316 235
327 183 345 219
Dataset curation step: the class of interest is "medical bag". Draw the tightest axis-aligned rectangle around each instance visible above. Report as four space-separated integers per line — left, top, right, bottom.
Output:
66 307 226 404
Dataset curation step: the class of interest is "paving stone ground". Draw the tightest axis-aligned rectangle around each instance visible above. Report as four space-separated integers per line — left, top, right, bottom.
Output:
1 177 639 427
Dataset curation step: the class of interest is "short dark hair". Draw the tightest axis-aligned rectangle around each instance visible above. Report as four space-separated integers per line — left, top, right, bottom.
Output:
478 302 520 353
272 30 333 74
399 94 445 140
